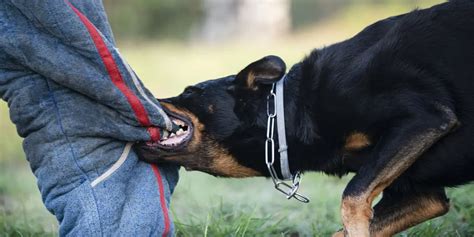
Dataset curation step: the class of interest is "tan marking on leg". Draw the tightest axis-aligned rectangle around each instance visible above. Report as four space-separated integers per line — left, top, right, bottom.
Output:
344 132 371 151
331 231 344 237
341 196 372 237
342 129 453 237
371 196 449 237
341 106 458 237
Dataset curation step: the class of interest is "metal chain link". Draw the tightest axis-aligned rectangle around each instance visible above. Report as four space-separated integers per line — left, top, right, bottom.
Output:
265 84 309 203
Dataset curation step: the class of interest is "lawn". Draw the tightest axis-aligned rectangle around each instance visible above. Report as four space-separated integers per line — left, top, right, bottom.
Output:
1 1 473 236
0 159 473 236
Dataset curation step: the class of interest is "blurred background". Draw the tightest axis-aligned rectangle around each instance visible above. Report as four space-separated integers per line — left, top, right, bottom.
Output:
1 0 473 236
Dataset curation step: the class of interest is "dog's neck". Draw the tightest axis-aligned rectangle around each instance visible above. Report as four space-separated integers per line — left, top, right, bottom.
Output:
280 63 347 176
281 63 319 143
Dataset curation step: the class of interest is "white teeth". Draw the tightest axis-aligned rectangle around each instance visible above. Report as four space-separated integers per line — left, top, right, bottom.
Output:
157 117 192 147
162 130 169 139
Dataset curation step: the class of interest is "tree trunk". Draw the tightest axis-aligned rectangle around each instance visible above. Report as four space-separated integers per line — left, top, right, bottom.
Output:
197 0 291 43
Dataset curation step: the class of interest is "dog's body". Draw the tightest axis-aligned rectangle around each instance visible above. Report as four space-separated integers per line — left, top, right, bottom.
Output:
138 1 474 236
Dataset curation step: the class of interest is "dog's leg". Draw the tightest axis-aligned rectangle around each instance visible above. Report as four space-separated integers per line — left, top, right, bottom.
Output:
340 105 458 237
369 188 449 237
332 188 449 237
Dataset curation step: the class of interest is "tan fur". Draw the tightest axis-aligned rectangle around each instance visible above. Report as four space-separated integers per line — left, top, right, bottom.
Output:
341 130 432 236
341 196 372 237
339 193 450 237
246 71 256 88
372 196 449 237
335 196 449 237
160 102 261 177
344 132 371 151
341 120 457 237
331 231 344 237
245 71 260 91
210 150 261 177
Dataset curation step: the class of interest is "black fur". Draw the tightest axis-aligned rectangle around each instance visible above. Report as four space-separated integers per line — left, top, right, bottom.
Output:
137 1 474 235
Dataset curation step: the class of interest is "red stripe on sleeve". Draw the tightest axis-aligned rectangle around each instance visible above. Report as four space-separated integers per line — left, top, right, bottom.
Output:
66 2 170 233
151 164 171 237
147 127 161 142
65 1 156 131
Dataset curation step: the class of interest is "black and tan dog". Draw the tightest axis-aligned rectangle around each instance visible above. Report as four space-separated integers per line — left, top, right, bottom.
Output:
137 1 474 236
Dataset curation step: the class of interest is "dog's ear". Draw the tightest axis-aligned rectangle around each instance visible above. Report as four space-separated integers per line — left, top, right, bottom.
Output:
235 55 286 90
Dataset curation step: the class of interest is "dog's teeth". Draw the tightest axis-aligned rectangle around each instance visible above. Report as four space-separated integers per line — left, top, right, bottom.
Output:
162 130 169 139
176 129 184 135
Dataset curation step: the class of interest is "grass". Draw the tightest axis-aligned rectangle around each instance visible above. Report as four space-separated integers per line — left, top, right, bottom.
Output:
171 172 474 236
0 163 57 236
0 162 473 236
171 172 349 237
2 1 473 236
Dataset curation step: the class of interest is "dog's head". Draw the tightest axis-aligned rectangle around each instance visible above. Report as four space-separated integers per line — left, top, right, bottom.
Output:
136 56 315 177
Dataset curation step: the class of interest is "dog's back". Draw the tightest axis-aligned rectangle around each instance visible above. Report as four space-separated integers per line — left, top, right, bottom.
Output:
318 0 474 186
136 2 474 235
389 1 474 186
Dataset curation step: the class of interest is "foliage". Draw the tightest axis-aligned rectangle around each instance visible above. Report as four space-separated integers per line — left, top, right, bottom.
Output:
102 0 443 40
103 0 203 40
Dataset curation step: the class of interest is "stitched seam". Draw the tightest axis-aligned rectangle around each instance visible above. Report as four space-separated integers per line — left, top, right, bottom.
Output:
118 54 173 131
46 79 103 236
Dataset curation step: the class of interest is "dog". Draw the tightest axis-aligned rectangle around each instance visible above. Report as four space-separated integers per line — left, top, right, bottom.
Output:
136 1 474 236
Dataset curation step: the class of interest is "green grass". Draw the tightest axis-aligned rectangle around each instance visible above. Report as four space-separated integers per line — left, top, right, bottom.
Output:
2 1 473 236
0 161 473 236
0 163 57 236
170 172 474 237
171 172 348 237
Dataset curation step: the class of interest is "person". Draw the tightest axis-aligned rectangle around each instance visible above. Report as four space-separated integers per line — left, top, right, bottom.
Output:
0 1 179 236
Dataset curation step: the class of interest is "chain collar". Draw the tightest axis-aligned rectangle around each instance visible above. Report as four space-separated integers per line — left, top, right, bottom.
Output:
265 76 310 203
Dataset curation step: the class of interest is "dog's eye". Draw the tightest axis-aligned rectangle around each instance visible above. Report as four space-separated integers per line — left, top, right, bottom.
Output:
183 86 203 95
